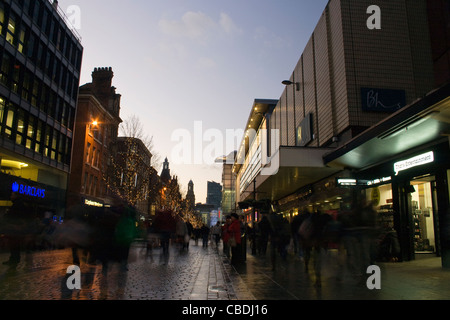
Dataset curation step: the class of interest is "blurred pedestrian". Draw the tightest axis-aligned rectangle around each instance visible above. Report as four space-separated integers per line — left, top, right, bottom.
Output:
176 216 190 252
114 205 138 271
153 210 176 258
2 192 36 266
211 222 221 248
228 213 242 265
201 224 210 248
222 215 231 258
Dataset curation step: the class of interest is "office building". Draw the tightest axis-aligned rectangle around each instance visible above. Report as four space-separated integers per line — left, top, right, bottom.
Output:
0 0 82 218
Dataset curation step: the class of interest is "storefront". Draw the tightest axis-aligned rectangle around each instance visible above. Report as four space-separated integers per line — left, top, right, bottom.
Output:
324 83 450 267
0 172 67 220
359 142 450 264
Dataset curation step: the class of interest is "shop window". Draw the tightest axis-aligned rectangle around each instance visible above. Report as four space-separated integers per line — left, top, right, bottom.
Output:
411 178 437 254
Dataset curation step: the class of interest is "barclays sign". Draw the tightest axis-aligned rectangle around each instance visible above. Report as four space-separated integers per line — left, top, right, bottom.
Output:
12 181 46 198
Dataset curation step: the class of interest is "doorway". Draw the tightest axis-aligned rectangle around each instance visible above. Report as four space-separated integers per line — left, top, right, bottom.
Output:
410 176 439 256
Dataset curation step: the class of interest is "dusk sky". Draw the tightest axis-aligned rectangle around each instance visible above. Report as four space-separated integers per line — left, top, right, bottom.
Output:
57 0 329 203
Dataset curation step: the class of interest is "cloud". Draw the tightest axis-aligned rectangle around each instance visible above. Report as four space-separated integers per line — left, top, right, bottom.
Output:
219 13 242 36
197 57 217 69
159 11 215 43
158 11 242 44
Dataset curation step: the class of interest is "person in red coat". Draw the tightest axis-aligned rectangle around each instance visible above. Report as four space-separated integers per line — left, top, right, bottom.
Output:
228 213 242 265
222 215 231 258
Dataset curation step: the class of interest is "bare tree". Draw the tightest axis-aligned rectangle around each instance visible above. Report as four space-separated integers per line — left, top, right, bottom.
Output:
119 114 162 171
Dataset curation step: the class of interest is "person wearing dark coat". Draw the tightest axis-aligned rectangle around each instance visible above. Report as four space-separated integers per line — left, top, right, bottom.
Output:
2 192 35 266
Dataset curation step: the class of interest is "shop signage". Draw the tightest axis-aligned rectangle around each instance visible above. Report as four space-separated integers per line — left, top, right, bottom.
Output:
337 176 391 187
84 199 103 207
361 88 406 112
11 181 46 198
394 151 434 175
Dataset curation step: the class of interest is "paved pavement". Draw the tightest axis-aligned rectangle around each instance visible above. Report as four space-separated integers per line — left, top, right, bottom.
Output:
0 240 449 301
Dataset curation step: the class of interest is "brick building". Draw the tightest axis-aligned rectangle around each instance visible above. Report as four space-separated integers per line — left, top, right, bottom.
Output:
67 67 122 209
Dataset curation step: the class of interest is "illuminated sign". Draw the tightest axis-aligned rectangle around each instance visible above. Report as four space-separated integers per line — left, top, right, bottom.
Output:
394 151 434 175
84 199 103 207
337 176 392 187
12 181 46 198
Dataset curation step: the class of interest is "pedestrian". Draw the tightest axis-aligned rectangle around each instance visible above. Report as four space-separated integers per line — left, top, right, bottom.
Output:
153 209 176 259
228 213 242 265
201 223 210 248
176 216 189 252
2 192 35 266
222 215 231 258
240 216 248 262
185 220 193 251
257 215 270 255
211 222 221 248
114 205 138 271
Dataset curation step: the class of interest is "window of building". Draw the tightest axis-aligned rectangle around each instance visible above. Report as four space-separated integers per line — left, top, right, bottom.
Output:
12 63 20 93
17 26 25 54
15 109 25 145
22 71 31 101
6 14 16 45
44 124 51 157
0 96 5 132
26 115 35 150
34 120 42 153
0 4 5 36
4 103 15 138
31 78 39 107
0 52 11 86
86 142 91 163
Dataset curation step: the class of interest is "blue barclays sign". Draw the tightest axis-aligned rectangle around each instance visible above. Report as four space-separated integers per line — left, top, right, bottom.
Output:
12 181 46 198
361 88 406 112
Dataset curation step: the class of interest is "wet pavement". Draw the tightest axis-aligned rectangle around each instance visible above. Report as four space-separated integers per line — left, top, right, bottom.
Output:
0 240 450 301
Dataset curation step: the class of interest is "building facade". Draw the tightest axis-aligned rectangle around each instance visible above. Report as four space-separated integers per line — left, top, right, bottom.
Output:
234 0 450 267
206 181 221 210
67 67 122 210
0 0 82 219
110 136 153 219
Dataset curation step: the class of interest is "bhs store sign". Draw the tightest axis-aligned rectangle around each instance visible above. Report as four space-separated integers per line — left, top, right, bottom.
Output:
12 181 46 198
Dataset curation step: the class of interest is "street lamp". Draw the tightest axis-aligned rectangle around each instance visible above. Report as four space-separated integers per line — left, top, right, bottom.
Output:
282 80 300 91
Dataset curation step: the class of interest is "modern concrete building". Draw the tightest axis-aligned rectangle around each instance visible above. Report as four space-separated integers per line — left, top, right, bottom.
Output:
234 0 450 267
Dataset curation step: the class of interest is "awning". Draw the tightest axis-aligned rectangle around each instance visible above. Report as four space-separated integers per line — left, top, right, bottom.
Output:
240 146 340 202
324 83 450 170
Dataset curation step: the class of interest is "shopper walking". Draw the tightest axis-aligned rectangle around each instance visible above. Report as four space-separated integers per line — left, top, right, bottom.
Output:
228 213 242 265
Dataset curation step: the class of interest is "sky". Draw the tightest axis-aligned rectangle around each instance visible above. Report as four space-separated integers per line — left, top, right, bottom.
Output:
57 0 329 203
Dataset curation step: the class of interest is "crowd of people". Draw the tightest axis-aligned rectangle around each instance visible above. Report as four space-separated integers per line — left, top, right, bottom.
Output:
1 191 401 283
